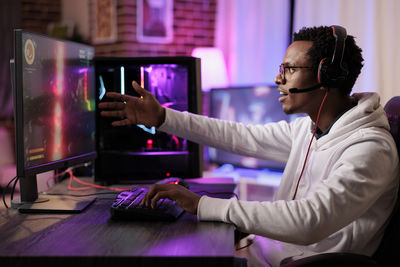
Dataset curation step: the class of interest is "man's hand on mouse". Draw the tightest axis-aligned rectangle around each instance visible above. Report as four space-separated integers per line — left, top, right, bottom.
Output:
141 184 201 214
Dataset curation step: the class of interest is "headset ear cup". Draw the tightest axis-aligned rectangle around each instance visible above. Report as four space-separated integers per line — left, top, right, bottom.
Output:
320 25 348 89
338 62 349 83
318 57 329 84
318 57 349 88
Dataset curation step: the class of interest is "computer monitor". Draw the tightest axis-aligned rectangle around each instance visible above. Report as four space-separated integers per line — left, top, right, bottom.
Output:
11 29 97 212
95 57 202 183
208 85 300 170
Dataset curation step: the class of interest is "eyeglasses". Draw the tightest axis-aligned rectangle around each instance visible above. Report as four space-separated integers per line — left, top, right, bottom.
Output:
279 64 313 80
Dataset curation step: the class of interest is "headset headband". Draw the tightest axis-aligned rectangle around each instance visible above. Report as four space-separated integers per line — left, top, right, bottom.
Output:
330 25 347 73
317 25 349 86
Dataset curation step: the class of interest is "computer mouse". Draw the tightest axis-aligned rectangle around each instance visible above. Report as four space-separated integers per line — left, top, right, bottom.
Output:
155 177 189 188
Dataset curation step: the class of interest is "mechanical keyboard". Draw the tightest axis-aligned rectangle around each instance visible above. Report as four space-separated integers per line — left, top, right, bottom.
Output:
110 186 185 221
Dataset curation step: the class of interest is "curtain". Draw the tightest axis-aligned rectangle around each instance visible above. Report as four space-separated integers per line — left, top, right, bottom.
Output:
293 0 400 105
0 0 22 119
215 0 291 86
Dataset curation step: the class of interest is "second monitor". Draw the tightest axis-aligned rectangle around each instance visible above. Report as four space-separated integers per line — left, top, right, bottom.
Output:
208 85 301 170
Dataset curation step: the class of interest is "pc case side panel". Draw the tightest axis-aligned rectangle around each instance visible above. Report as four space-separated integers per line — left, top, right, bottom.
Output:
95 57 203 183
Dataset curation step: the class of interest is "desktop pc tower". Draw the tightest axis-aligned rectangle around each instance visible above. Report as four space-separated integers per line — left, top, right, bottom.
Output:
94 57 203 184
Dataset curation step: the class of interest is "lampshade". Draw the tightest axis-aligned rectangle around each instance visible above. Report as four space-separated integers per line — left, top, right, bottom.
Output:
191 47 229 92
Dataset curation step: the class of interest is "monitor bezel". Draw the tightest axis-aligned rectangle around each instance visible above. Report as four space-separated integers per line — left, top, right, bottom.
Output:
12 29 97 203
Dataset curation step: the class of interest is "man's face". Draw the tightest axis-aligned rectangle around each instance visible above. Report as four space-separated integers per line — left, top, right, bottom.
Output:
275 41 323 115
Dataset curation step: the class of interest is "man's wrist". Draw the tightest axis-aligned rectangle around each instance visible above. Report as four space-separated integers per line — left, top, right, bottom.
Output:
156 107 166 127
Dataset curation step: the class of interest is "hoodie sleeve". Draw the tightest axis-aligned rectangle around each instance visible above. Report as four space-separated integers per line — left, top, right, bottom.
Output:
158 108 294 162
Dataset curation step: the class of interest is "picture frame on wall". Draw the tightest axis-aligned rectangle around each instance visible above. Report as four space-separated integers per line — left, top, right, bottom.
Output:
136 0 174 44
92 0 117 44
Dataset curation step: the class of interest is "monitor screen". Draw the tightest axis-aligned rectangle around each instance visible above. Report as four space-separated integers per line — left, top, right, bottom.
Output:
95 57 202 182
12 30 96 204
208 85 300 170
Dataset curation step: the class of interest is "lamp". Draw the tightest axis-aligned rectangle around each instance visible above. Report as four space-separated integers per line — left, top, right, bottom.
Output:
191 47 229 92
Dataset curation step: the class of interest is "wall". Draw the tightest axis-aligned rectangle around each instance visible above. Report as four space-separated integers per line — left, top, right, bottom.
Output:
62 0 91 42
20 0 217 56
293 0 400 105
94 0 217 57
22 0 62 33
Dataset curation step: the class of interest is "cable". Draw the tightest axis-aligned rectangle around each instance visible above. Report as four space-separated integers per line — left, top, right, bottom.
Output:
292 91 329 200
68 173 134 192
44 166 135 192
46 168 71 189
10 175 19 203
2 176 18 209
42 191 120 197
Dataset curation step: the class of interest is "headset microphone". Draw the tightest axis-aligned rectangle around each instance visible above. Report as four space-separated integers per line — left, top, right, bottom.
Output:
288 83 322 94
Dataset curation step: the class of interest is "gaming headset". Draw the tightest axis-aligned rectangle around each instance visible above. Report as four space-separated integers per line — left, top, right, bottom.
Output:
289 25 349 93
317 25 349 88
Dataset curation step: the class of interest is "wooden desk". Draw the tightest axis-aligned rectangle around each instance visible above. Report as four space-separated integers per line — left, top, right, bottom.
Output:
0 179 236 266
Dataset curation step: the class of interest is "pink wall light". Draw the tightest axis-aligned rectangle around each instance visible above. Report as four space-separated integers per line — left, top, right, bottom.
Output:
192 47 229 92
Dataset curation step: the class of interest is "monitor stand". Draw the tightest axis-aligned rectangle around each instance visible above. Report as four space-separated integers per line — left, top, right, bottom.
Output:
17 195 96 213
13 174 96 214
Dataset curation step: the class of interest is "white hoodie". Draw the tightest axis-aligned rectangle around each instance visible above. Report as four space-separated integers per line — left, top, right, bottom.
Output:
158 93 399 266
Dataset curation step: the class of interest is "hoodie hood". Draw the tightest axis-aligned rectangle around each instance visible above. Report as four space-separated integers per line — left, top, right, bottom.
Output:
314 93 390 148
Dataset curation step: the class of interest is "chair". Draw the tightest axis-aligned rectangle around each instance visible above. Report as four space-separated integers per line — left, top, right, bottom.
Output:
282 96 400 267
372 96 400 266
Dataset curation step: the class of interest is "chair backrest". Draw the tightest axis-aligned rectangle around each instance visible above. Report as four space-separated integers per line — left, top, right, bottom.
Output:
384 96 400 152
372 96 400 266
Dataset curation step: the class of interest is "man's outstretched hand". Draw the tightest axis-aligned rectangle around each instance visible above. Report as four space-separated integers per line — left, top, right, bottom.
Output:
98 81 166 128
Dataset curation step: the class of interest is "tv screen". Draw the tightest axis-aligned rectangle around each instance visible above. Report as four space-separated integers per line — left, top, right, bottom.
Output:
208 85 300 170
12 29 96 206
95 57 202 183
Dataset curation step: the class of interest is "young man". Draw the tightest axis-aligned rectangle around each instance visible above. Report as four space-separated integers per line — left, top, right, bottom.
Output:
99 26 399 266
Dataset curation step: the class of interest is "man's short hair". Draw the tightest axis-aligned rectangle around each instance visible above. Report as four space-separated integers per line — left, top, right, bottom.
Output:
293 26 364 95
